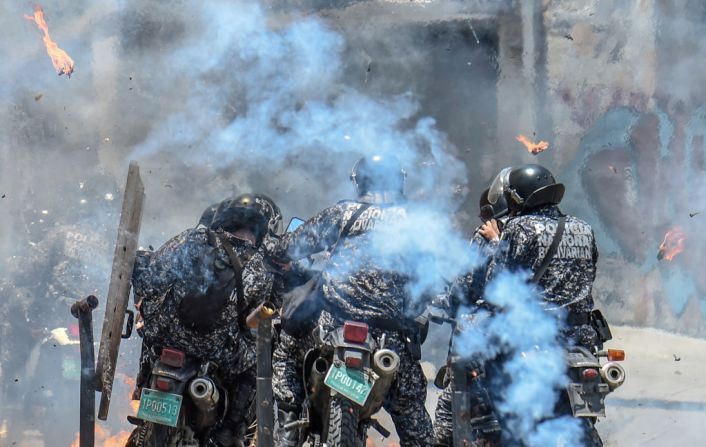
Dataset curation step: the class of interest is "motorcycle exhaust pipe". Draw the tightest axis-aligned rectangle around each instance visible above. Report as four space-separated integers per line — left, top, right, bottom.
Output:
366 349 400 411
308 357 329 397
600 362 626 389
372 349 400 378
188 377 220 414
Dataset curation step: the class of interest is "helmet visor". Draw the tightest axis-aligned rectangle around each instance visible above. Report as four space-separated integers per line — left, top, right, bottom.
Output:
487 167 512 205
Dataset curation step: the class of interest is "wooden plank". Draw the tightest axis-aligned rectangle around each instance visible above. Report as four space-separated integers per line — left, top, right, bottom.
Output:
95 161 145 420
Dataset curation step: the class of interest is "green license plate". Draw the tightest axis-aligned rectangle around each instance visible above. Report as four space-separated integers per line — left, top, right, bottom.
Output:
324 364 374 406
137 388 182 427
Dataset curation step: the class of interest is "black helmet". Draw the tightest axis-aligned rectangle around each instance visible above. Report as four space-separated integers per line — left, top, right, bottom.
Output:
488 164 564 214
197 202 220 228
210 193 282 244
479 187 509 222
350 154 406 203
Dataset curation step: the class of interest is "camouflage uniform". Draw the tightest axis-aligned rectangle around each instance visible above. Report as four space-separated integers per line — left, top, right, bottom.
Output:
483 204 602 446
133 226 277 441
433 228 501 447
486 205 600 348
272 200 434 447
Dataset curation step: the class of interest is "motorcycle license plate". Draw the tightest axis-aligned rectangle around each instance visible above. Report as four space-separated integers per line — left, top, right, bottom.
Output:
137 388 182 427
324 364 374 406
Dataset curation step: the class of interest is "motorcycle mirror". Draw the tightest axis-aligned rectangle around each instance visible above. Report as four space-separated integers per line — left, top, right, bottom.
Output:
286 217 305 233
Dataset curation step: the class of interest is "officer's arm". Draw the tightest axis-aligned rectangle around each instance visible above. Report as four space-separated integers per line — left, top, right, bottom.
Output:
278 206 345 261
486 222 531 279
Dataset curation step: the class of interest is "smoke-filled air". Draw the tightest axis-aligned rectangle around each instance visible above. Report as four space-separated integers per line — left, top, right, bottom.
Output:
1 0 705 446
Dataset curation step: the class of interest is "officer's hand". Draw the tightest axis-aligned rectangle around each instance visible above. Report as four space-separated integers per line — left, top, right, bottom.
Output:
479 219 501 242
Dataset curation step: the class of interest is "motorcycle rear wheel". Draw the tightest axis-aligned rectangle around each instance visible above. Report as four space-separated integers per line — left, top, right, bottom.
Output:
325 396 364 447
126 422 177 447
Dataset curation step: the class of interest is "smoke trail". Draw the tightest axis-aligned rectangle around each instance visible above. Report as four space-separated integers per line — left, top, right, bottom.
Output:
130 1 465 201
455 271 582 446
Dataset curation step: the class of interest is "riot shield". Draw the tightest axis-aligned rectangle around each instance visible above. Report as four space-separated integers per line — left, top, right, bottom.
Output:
95 161 145 420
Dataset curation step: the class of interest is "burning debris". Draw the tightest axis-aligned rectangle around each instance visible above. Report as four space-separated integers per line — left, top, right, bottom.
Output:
657 226 687 261
24 5 74 77
516 134 549 155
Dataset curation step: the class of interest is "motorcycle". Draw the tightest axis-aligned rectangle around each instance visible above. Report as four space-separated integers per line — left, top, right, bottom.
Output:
285 320 400 447
127 347 255 447
560 345 626 446
430 311 626 447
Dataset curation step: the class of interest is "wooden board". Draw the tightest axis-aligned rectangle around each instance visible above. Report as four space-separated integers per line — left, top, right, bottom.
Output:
95 161 145 420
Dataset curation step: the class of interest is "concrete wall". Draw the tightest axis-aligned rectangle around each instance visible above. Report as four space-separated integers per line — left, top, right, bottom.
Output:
544 0 706 336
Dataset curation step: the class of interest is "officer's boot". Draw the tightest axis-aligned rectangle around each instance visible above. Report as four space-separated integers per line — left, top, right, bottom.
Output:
208 377 255 447
274 404 300 447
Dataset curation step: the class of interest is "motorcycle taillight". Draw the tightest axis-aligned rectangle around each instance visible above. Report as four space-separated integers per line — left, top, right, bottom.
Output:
343 321 368 344
345 351 364 369
581 368 599 381
155 376 174 392
160 347 185 368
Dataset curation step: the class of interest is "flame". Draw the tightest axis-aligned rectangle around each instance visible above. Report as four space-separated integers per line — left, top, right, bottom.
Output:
24 5 74 77
116 373 141 413
516 134 549 155
657 226 687 261
69 425 131 447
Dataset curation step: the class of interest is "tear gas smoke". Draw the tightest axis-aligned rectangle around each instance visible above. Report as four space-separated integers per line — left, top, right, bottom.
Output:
3 0 705 445
455 271 582 446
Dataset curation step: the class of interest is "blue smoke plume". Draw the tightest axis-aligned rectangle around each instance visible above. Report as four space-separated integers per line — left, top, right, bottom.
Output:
455 270 582 446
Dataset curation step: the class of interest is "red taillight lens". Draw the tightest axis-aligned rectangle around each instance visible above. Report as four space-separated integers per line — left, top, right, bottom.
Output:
581 368 599 381
607 349 625 361
160 347 185 368
155 376 173 392
345 351 364 369
343 321 368 344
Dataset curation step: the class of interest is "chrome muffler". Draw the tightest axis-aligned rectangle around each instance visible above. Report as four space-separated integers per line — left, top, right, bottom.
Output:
600 362 626 390
188 377 220 413
372 349 400 377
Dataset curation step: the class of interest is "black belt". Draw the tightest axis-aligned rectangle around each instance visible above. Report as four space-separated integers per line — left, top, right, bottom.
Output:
566 312 591 326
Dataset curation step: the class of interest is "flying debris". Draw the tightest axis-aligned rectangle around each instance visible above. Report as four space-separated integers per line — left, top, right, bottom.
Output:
516 134 549 155
24 5 75 77
657 226 687 261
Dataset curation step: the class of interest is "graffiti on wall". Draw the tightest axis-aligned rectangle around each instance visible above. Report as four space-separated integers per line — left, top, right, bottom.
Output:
567 101 706 335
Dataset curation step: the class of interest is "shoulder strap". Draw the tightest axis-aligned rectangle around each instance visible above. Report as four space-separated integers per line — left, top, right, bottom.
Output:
329 203 371 254
215 232 247 330
531 216 566 284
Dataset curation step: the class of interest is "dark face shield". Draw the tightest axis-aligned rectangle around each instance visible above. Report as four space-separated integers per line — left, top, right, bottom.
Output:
487 167 512 205
479 204 495 222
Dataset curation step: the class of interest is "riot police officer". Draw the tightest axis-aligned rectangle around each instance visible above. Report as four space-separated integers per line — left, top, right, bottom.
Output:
433 187 508 447
131 193 282 447
272 154 435 447
485 163 604 445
